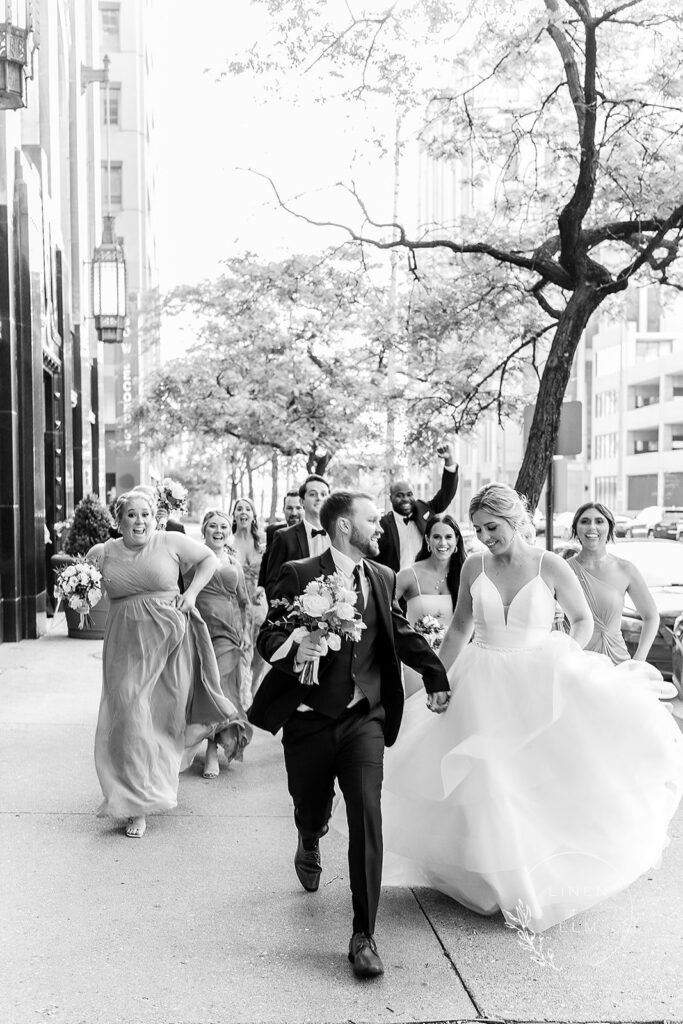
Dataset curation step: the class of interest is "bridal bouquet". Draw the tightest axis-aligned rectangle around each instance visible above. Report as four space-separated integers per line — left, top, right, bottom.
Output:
54 556 104 630
271 572 366 685
413 613 446 651
156 477 188 516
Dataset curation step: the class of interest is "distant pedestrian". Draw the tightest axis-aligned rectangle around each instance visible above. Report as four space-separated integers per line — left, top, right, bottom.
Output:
258 490 304 592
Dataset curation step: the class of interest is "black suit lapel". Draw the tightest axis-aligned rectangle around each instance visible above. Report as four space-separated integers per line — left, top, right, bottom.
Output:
295 521 309 558
385 513 400 558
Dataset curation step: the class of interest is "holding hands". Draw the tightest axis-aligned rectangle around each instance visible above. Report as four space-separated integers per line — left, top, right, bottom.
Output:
427 691 450 714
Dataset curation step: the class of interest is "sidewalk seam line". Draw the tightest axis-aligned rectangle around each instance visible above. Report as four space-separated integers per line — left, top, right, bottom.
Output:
411 886 484 1018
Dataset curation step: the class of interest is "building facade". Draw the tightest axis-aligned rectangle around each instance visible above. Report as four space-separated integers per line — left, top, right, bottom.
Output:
0 0 157 643
99 0 158 499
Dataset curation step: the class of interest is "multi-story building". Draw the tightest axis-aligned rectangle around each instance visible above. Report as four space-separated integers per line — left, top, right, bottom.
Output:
592 287 683 511
98 0 159 498
0 0 157 643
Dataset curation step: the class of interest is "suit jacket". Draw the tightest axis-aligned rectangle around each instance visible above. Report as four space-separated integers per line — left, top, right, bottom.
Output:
257 521 288 589
376 465 459 573
263 520 310 601
249 548 449 746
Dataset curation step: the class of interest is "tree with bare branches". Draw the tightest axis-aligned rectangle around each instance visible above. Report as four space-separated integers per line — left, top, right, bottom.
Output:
231 0 683 507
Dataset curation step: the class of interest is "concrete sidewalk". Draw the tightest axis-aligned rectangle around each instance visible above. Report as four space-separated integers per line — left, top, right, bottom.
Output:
1 620 682 1024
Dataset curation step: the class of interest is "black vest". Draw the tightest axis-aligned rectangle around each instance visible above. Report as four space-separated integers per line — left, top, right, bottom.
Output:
300 580 381 719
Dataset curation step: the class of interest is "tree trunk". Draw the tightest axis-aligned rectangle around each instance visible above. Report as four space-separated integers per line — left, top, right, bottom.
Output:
246 450 254 503
515 286 602 510
269 449 279 524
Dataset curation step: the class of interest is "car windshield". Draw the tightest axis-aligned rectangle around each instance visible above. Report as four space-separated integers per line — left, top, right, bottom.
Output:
660 510 683 523
618 542 683 586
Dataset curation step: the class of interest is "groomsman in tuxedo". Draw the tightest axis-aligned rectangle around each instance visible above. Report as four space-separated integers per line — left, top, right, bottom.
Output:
376 441 459 572
250 491 450 978
258 490 304 590
263 474 330 601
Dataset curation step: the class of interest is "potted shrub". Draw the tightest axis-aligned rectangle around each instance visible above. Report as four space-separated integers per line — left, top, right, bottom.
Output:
51 493 114 639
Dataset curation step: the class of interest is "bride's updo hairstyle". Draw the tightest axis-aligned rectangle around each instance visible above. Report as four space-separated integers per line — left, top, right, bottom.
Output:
469 483 536 544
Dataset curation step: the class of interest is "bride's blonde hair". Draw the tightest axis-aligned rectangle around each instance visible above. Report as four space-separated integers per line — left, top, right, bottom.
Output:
469 483 536 544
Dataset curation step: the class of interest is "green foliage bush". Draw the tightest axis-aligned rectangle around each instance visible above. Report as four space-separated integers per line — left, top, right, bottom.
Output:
63 493 114 556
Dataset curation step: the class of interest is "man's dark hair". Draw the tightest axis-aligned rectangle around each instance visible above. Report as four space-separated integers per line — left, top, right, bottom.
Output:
298 474 329 501
320 491 373 536
283 490 300 503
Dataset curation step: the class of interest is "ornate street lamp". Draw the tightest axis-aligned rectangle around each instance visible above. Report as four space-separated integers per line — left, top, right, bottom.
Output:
92 215 126 343
0 1 37 110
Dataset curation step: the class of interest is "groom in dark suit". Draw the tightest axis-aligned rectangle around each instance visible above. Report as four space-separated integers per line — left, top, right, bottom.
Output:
376 440 459 573
249 491 450 978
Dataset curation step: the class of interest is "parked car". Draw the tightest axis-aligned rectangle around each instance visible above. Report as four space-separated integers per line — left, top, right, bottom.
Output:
617 540 683 680
613 512 638 538
553 511 575 540
652 507 683 541
624 506 663 538
670 614 683 698
532 509 546 535
458 521 483 554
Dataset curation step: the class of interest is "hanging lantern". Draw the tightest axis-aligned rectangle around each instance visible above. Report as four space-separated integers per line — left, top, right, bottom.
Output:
92 215 127 344
0 1 37 110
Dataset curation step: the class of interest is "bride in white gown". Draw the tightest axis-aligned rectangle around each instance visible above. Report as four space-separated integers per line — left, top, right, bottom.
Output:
381 483 683 933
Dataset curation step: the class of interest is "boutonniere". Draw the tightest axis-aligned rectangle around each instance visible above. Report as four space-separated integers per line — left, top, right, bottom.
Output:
422 511 430 520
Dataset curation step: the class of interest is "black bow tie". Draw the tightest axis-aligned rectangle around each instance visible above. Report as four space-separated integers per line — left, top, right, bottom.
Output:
311 528 327 537
402 514 416 525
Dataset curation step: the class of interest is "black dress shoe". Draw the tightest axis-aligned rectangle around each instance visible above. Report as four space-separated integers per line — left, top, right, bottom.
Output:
294 834 321 892
348 932 384 978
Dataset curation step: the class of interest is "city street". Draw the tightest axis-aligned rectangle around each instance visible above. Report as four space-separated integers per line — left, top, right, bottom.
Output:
1 621 682 1024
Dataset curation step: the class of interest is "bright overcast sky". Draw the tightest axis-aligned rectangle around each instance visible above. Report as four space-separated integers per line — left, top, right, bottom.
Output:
153 0 399 294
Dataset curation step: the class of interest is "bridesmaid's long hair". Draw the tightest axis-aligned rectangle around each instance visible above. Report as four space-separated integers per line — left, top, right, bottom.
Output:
469 483 536 544
415 513 466 608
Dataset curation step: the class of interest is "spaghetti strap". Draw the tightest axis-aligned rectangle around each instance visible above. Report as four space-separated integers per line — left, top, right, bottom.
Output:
411 566 422 596
481 551 486 577
537 550 545 575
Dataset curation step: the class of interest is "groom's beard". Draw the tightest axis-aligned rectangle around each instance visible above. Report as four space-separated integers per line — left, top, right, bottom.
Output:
349 525 380 559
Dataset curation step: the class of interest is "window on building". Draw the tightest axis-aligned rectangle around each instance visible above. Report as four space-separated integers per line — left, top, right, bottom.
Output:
664 473 683 505
636 338 673 361
627 474 657 509
595 476 617 508
671 428 683 451
102 83 121 126
101 161 122 209
100 3 120 49
633 438 658 454
646 286 661 333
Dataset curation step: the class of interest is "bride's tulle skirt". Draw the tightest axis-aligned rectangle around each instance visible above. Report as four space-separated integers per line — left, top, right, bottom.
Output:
379 633 683 932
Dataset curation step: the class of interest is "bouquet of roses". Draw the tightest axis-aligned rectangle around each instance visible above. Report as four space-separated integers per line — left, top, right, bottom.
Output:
271 571 366 685
413 613 446 651
54 556 104 630
156 477 188 517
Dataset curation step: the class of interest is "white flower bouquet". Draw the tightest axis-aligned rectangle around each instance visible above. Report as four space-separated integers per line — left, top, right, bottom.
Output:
156 477 188 516
271 571 366 685
413 613 446 651
54 556 104 630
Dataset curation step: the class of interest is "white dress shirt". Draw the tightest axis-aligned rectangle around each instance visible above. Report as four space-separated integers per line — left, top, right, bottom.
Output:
392 509 423 569
303 518 331 558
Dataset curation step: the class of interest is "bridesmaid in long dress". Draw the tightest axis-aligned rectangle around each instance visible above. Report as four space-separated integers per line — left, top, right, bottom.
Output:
567 501 677 697
87 492 243 839
230 497 269 698
186 508 253 779
395 514 465 696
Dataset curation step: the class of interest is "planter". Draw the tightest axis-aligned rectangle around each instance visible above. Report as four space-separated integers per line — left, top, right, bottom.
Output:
50 553 110 640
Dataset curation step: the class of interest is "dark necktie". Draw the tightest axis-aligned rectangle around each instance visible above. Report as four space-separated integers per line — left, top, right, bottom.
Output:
352 564 365 616
403 514 415 526
311 528 326 537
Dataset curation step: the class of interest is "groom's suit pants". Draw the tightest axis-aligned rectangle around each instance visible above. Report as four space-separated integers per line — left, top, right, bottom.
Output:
282 701 385 935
